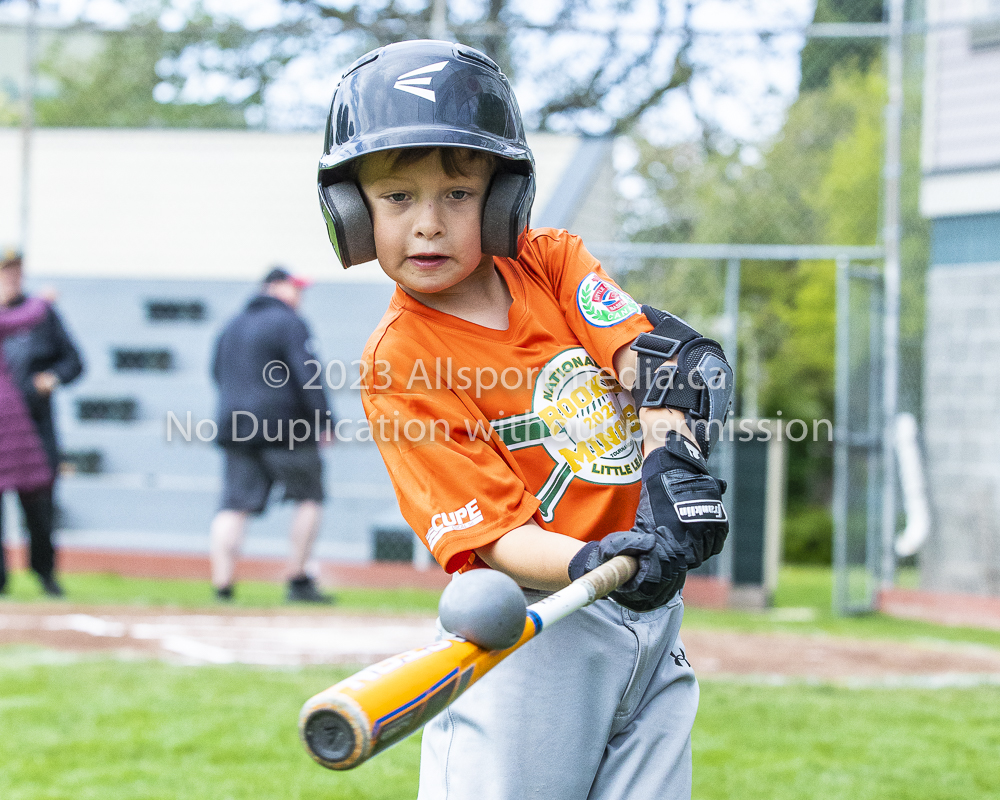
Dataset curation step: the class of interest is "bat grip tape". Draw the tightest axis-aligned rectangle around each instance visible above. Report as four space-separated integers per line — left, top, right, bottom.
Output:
584 555 639 599
525 555 639 631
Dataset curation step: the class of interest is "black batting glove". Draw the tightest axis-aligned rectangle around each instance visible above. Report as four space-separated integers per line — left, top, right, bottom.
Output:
637 430 729 570
568 529 687 613
566 431 727 613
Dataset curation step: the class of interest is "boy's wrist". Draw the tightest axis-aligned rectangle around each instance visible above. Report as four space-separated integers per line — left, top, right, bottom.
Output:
639 406 699 455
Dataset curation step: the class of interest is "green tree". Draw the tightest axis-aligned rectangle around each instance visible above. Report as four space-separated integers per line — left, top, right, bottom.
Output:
619 64 899 563
19 0 816 141
262 0 704 134
31 11 294 129
0 91 18 125
41 0 795 137
799 0 884 91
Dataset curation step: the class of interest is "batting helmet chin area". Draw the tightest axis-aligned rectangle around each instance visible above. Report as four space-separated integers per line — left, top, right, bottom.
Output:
318 40 536 268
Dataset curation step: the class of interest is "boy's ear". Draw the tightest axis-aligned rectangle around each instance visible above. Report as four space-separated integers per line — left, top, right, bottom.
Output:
481 172 534 259
319 182 377 268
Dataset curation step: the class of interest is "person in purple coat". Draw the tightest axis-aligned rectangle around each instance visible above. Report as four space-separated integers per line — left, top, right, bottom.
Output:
0 250 59 596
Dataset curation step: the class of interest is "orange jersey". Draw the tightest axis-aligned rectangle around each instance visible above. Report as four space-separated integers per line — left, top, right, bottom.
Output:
360 228 653 573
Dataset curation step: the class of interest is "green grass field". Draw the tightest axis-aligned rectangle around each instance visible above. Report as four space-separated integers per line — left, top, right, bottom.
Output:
685 566 1000 650
0 653 413 800
2 567 999 799
0 569 442 614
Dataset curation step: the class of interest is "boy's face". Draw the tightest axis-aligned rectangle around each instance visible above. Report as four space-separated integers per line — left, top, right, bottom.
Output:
357 150 494 296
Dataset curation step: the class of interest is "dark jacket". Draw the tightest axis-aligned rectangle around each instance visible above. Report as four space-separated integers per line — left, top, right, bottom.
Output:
2 295 84 473
212 294 331 446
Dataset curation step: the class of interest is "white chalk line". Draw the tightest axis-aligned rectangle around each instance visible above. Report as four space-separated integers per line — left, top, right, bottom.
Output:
5 613 1000 685
1 612 438 666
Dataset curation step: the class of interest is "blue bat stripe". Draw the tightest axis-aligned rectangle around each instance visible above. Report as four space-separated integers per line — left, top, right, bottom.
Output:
372 667 460 737
527 609 543 634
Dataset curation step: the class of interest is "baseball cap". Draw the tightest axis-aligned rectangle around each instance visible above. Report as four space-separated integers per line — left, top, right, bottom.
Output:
1 248 23 270
262 266 311 288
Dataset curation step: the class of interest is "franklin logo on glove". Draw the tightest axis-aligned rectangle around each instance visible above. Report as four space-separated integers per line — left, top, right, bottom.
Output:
675 500 727 522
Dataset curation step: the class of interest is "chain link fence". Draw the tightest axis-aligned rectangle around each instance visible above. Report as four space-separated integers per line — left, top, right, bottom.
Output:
1 0 942 608
607 0 931 609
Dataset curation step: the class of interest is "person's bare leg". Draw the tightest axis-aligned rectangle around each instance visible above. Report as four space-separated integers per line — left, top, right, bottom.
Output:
287 500 322 579
210 510 249 589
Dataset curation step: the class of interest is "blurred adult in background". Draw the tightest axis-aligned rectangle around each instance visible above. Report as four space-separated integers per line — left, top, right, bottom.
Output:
0 249 83 597
209 266 334 604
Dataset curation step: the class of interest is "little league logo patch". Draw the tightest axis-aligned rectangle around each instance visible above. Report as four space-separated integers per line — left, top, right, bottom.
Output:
577 273 640 328
488 348 644 521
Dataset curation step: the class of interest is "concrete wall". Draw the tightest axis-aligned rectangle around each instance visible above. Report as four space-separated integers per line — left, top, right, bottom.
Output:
922 256 1000 594
920 3 1000 596
9 275 398 563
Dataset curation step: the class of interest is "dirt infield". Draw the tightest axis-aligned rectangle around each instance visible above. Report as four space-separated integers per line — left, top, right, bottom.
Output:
3 603 1000 685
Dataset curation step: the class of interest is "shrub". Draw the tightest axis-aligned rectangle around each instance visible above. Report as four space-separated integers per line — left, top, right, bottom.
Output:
783 504 833 564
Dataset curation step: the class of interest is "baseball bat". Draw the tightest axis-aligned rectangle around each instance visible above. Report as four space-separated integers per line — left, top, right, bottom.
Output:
298 554 638 770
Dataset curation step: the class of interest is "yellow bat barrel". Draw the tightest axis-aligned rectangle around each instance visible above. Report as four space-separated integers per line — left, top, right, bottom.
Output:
299 556 637 770
299 618 539 770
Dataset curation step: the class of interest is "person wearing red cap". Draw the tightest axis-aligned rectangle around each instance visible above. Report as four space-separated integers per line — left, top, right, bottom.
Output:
263 265 312 293
208 265 335 603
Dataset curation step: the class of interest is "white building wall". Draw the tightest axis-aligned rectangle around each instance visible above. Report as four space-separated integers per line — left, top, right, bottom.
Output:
0 129 584 282
923 0 1000 172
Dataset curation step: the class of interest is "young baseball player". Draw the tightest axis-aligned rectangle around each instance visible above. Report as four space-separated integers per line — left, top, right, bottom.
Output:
317 40 732 799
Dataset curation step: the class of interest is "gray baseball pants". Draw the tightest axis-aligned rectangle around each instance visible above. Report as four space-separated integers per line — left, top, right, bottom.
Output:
417 591 698 800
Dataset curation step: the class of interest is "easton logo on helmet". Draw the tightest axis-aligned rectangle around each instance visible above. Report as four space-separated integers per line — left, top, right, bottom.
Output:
393 61 449 102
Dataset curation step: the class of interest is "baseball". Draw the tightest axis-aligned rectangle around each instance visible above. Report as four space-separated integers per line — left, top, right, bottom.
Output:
438 569 528 651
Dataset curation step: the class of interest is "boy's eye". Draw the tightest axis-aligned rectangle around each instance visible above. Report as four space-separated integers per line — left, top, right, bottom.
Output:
387 192 408 202
450 190 470 200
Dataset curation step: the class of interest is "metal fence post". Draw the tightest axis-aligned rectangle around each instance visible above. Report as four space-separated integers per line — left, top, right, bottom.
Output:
879 0 905 590
718 257 741 585
833 257 851 615
20 0 39 259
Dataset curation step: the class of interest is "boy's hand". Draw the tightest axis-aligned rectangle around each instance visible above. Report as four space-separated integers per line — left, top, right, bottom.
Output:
637 431 728 570
568 529 686 612
566 430 727 612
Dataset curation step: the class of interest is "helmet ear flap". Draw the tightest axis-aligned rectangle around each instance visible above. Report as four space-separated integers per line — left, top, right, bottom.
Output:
319 182 377 268
481 172 534 259
320 171 534 267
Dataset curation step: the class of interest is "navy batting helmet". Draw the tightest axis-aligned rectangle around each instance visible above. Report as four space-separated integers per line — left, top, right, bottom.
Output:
318 40 536 267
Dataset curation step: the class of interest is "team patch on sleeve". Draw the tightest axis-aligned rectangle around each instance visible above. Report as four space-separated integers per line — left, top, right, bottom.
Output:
426 498 484 548
576 273 640 327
